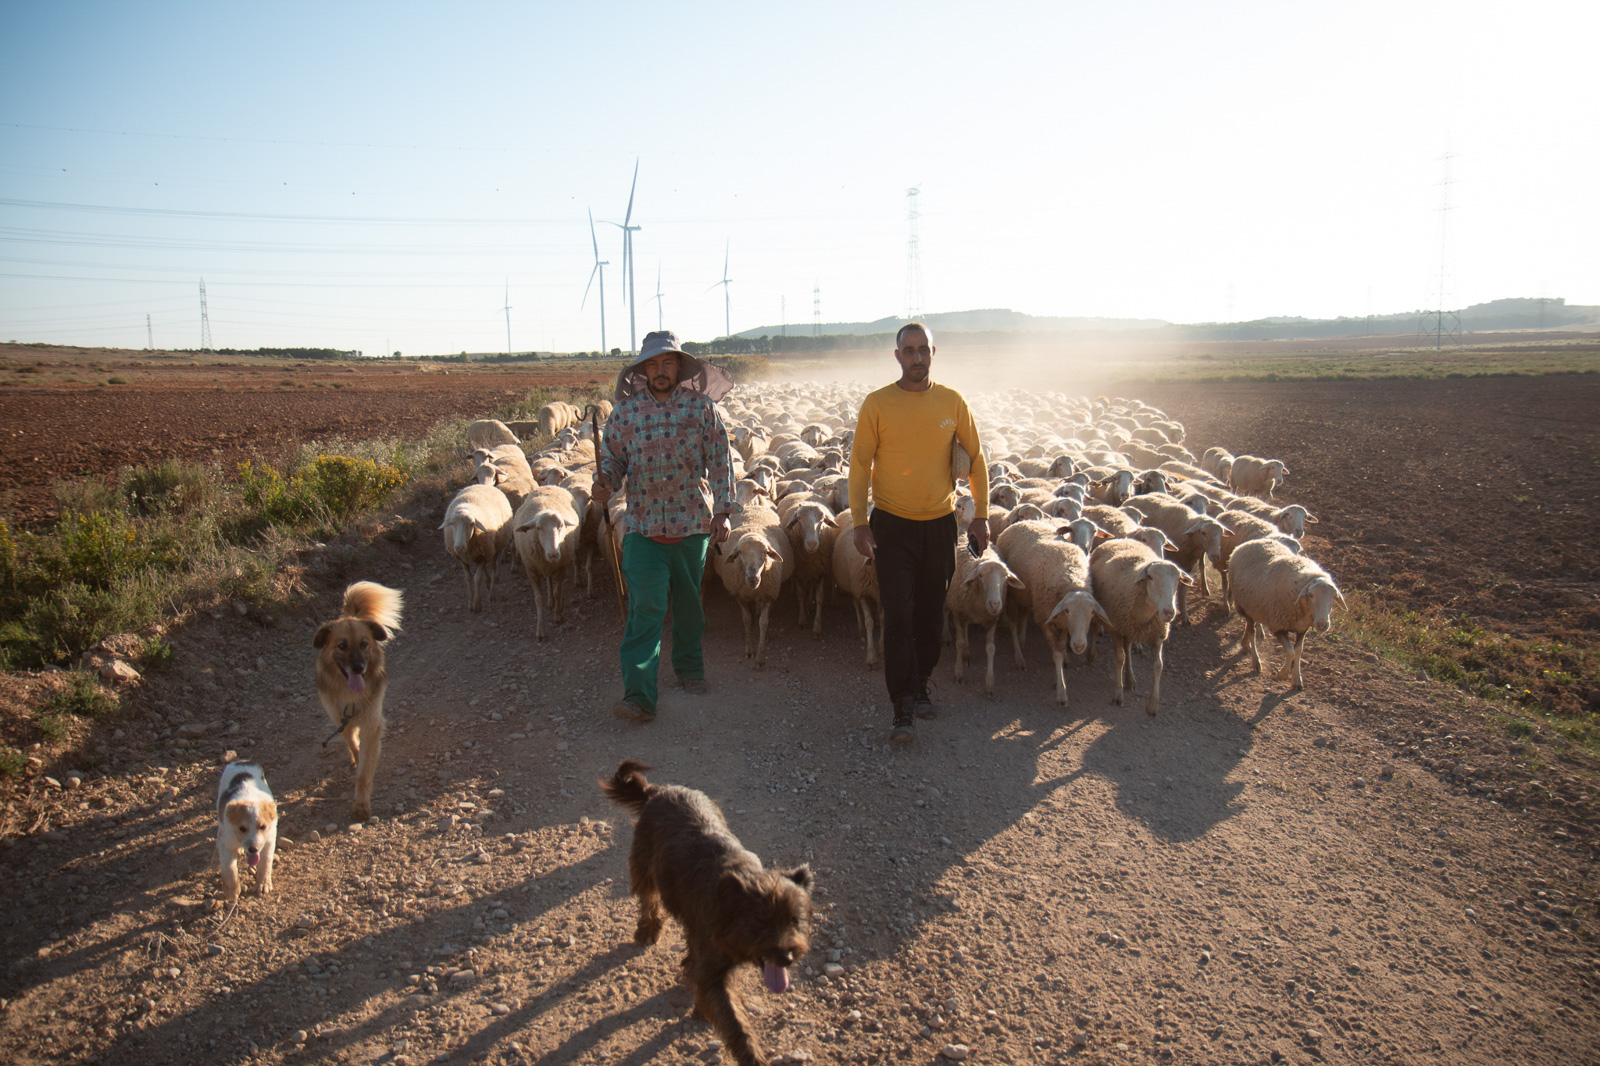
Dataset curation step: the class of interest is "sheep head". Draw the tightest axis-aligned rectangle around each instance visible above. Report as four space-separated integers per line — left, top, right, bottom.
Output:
1183 516 1226 565
1138 559 1194 624
730 536 780 590
1046 589 1108 655
1297 576 1345 632
963 556 1023 619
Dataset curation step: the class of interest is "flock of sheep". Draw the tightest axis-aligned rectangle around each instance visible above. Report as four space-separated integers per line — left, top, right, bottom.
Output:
437 384 1344 714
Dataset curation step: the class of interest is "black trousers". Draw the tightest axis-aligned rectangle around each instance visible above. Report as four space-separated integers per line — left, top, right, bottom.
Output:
870 508 958 704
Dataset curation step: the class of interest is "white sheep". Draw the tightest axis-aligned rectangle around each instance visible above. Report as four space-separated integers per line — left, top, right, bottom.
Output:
511 485 581 641
439 484 513 614
466 418 519 450
1229 454 1290 498
831 511 883 667
1088 538 1195 715
777 496 839 638
1217 509 1303 606
1123 493 1226 621
713 502 795 668
1228 538 1344 688
944 543 1025 695
1200 447 1234 480
996 522 1106 707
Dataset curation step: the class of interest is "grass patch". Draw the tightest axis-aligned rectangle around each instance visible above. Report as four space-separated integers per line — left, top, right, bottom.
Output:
0 440 422 670
0 747 24 779
141 634 175 669
1340 589 1598 752
1120 343 1600 383
106 375 130 385
48 671 118 719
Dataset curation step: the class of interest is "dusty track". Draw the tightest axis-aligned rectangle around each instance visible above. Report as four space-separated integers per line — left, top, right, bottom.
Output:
1 368 1596 1066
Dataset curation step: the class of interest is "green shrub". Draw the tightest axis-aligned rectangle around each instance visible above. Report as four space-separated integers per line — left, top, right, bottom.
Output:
0 518 15 589
49 671 118 719
33 709 69 742
120 459 215 517
141 635 175 669
0 747 24 779
106 376 130 385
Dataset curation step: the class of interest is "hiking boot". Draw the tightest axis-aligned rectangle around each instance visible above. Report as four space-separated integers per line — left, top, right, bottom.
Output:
612 699 656 722
679 677 710 695
913 677 938 719
891 696 917 743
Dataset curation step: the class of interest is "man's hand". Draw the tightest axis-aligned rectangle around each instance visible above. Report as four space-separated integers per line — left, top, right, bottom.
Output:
592 479 612 506
966 518 989 556
710 512 732 545
852 523 876 561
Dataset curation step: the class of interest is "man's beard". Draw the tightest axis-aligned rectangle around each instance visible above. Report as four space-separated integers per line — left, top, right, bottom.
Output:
651 376 674 392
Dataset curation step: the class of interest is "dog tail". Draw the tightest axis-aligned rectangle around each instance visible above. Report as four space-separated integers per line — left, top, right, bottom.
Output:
599 759 655 812
344 581 403 634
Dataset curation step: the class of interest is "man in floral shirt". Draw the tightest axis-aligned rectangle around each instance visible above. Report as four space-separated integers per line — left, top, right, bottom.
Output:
593 330 735 722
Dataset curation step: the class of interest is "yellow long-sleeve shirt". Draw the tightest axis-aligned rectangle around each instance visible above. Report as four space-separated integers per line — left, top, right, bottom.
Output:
848 381 988 525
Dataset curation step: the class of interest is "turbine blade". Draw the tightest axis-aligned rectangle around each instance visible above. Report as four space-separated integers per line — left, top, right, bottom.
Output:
582 263 599 308
588 209 599 260
723 240 729 279
624 158 638 226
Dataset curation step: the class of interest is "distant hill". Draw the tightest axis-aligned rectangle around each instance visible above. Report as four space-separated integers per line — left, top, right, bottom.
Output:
731 298 1599 345
735 308 1167 340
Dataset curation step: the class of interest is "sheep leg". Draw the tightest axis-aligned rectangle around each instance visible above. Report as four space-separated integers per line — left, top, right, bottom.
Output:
739 601 755 659
851 595 866 638
1273 630 1297 683
462 560 479 613
1122 641 1138 689
583 551 594 599
983 620 998 695
951 617 968 683
754 600 771 669
1050 633 1069 708
552 569 567 624
1009 608 1028 668
1240 613 1260 672
534 573 549 641
1145 638 1165 716
796 579 809 626
1110 636 1127 706
1198 559 1211 597
811 581 825 639
1177 580 1190 626
1289 631 1307 689
485 552 498 608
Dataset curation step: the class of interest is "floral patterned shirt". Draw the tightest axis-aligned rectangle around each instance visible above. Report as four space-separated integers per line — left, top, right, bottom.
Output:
600 388 736 538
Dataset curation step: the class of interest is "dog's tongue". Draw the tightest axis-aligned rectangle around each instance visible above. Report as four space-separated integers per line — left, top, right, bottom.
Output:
346 671 366 694
762 961 790 994
247 851 259 868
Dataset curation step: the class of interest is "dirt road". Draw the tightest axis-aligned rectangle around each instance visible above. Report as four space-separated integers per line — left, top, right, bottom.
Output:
3 377 1598 1064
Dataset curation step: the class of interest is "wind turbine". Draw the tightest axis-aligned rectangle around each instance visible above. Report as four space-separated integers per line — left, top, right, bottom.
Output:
599 159 641 354
647 263 664 331
581 209 609 354
705 242 732 338
500 278 512 353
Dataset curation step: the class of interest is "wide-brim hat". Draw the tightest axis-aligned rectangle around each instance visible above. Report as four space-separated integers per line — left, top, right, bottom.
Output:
614 329 734 403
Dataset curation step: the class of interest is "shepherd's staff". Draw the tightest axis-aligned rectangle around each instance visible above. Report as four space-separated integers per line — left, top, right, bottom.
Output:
586 403 628 616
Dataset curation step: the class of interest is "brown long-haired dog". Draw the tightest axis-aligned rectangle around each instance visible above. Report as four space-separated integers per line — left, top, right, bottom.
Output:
601 760 812 1066
314 581 402 822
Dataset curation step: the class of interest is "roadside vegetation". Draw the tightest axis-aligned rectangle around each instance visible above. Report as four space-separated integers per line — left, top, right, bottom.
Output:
0 383 608 679
1130 343 1600 383
1337 590 1598 753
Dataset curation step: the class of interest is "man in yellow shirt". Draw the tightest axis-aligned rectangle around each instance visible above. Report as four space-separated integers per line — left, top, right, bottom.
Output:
849 322 989 742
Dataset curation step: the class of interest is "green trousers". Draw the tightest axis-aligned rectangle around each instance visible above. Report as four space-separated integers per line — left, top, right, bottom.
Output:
619 532 710 714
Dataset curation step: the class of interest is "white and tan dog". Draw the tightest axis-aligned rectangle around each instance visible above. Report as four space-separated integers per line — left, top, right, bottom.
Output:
215 761 278 903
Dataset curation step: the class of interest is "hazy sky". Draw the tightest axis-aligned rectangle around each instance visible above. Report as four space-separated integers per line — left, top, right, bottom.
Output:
1 1 1595 355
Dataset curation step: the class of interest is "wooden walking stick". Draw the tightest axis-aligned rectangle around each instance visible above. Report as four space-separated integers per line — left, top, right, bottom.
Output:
587 403 628 616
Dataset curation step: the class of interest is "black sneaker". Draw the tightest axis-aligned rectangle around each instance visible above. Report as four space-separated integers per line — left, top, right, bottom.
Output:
891 696 917 743
913 677 938 719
